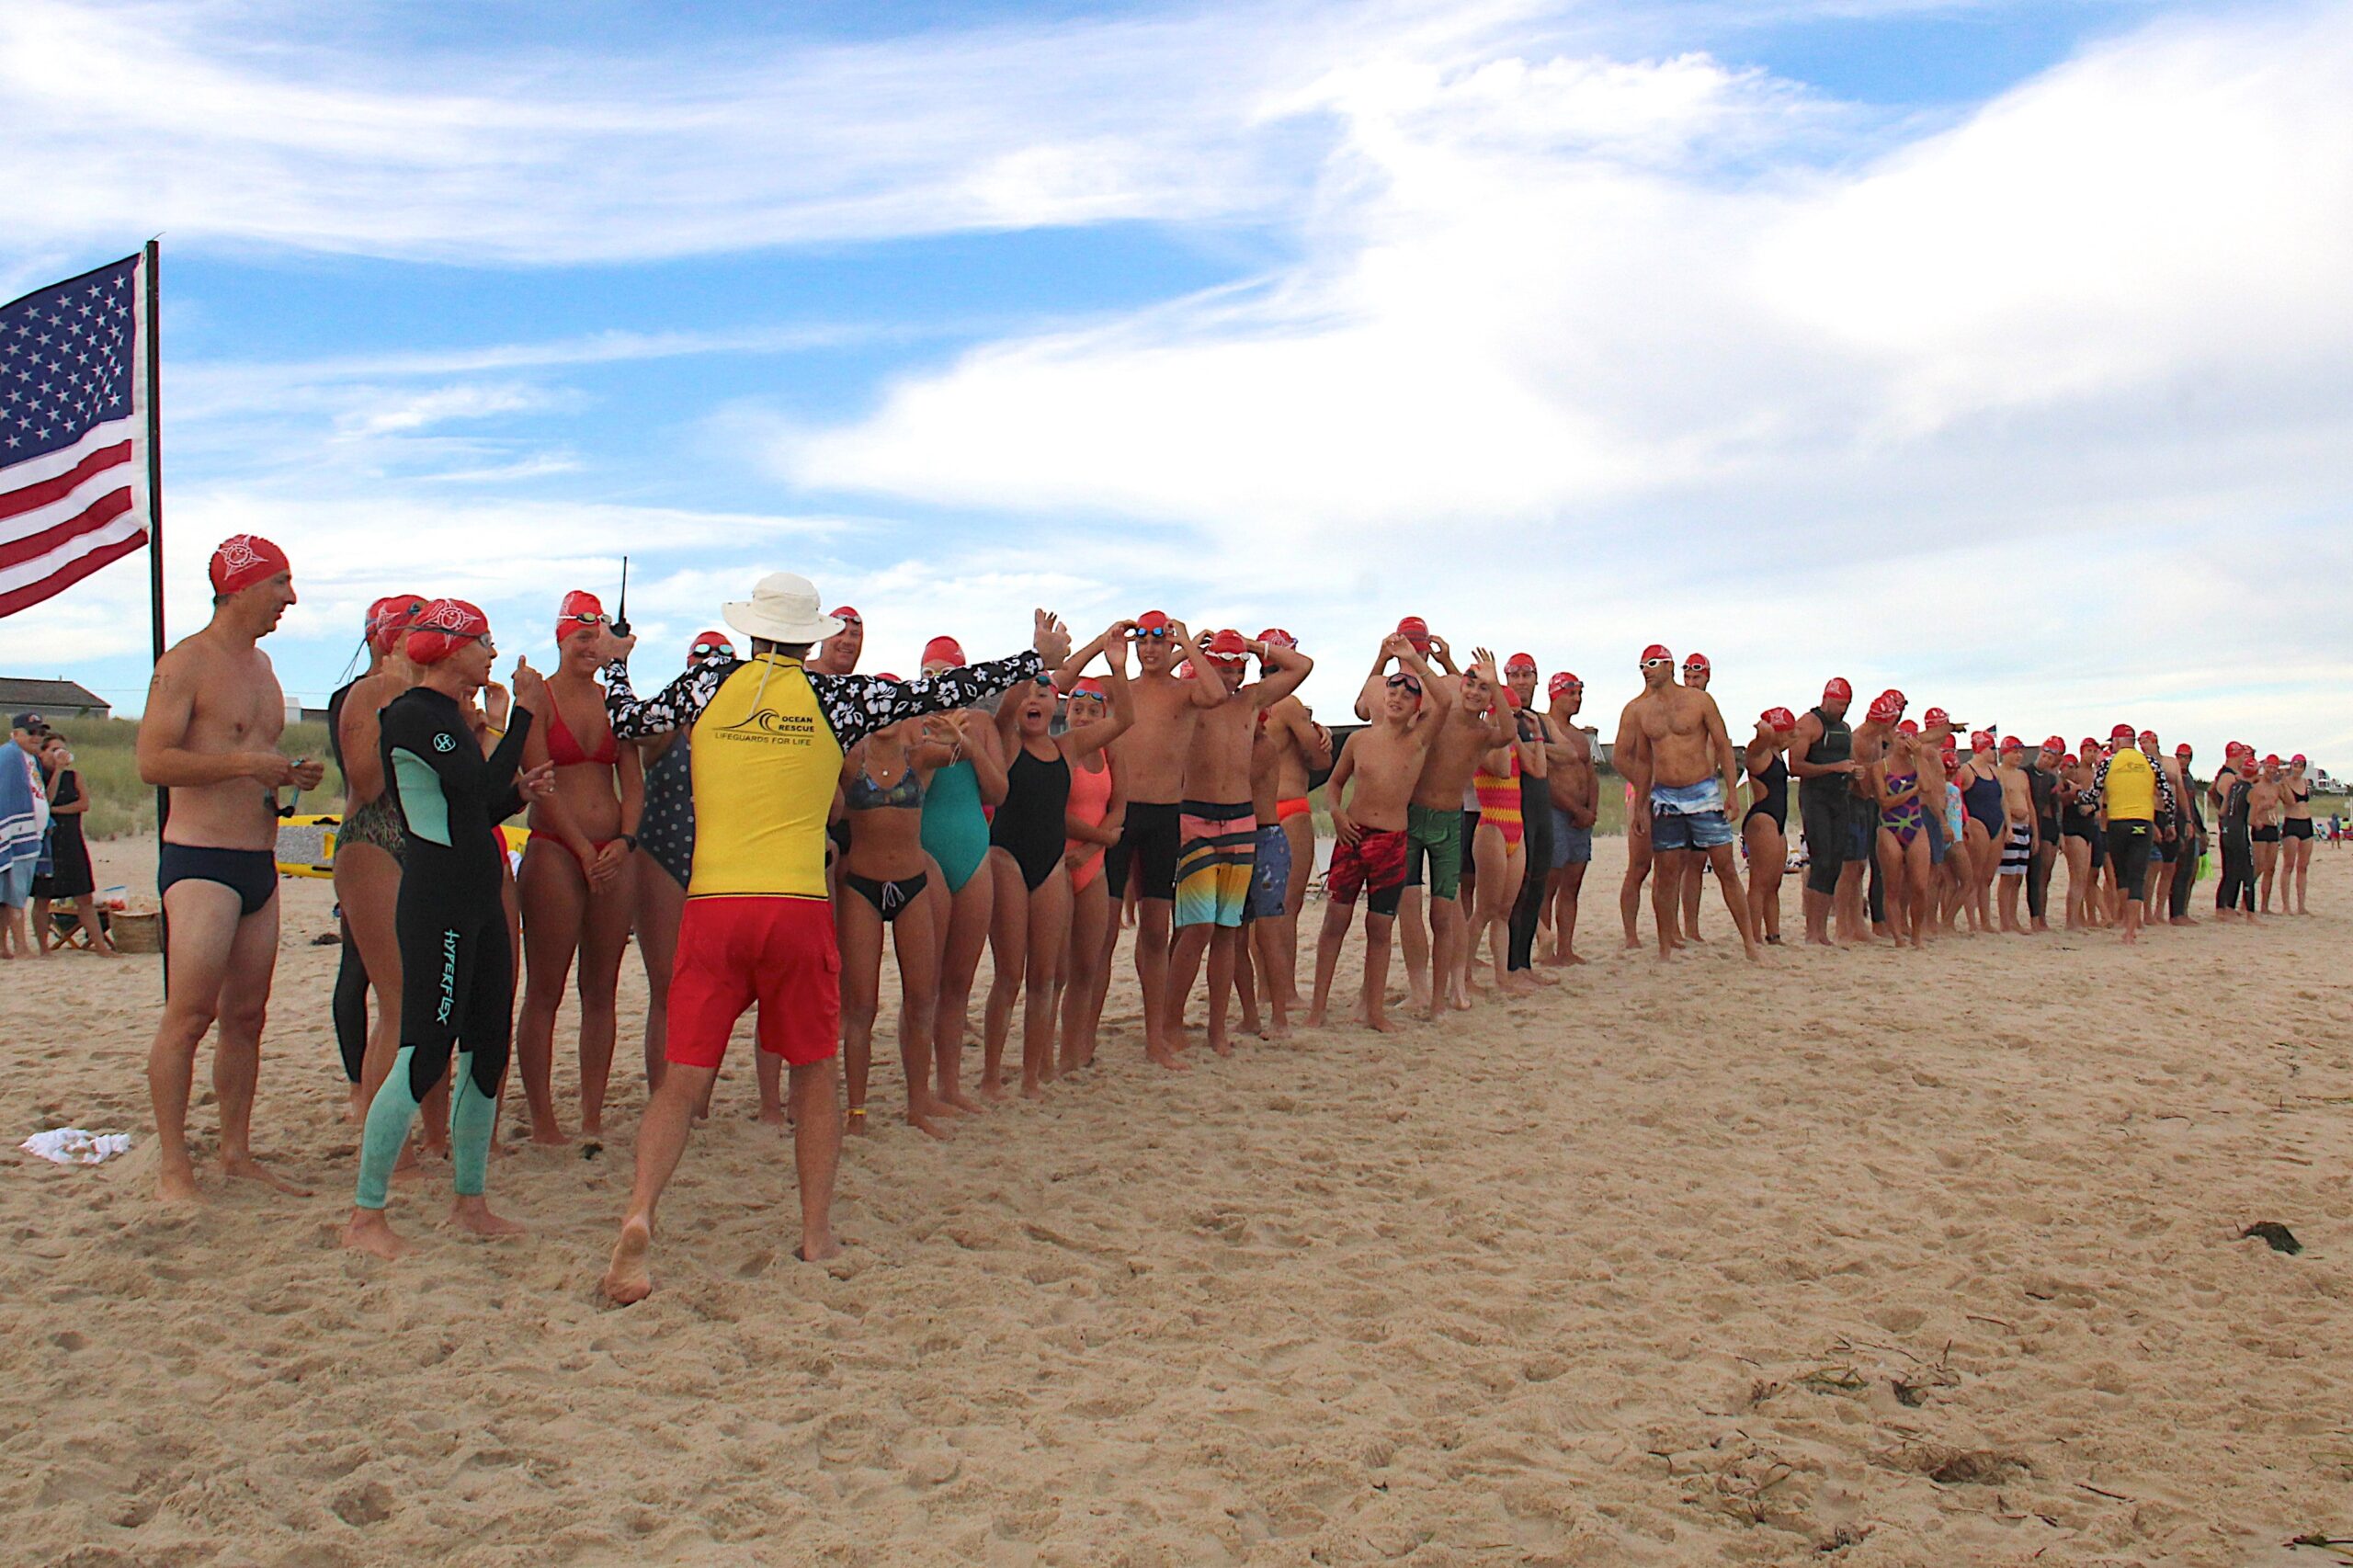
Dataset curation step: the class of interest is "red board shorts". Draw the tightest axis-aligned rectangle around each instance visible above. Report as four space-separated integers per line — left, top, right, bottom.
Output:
666 895 842 1070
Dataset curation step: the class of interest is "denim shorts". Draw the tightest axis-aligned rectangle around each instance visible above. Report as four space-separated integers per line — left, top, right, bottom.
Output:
1650 779 1736 852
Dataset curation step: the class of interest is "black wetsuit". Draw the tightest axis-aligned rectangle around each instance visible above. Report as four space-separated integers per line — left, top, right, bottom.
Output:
2026 765 2060 923
325 678 368 1085
353 689 531 1210
1797 708 1851 896
2171 772 2206 918
2215 772 2255 914
1506 714 1553 971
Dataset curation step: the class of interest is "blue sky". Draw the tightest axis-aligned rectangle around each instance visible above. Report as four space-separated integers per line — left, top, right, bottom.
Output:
2 0 2346 765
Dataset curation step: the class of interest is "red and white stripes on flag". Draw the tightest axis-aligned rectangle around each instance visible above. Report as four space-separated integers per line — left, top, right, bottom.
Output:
0 254 149 619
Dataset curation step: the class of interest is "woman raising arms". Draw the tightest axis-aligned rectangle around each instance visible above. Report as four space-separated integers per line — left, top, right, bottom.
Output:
983 622 1131 1099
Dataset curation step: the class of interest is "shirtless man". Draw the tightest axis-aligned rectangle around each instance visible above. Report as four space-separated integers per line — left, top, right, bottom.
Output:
137 536 325 1202
1541 672 1597 965
1252 629 1330 1012
1165 630 1312 1056
1404 650 1511 1014
1355 616 1452 1008
1674 653 1712 942
1618 645 1761 961
1307 642 1450 1032
1994 737 2038 933
1786 678 1863 946
1110 611 1230 1068
1914 706 1963 935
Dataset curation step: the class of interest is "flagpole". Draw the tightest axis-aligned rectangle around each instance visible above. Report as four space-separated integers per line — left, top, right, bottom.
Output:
144 241 167 971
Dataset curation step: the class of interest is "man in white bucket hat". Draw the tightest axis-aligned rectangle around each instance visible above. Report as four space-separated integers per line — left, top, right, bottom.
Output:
589 571 1070 1302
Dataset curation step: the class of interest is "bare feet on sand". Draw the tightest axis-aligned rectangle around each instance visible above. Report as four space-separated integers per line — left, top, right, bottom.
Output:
449 1196 527 1237
223 1154 312 1197
342 1209 410 1260
602 1218 654 1304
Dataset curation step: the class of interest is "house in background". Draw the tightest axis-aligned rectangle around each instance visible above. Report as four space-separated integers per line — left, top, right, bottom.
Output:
0 677 111 722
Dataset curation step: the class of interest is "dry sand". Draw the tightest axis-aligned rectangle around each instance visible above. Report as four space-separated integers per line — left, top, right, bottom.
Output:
3 838 2349 1566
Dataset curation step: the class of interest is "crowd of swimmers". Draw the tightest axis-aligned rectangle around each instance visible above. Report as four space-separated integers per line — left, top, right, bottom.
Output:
133 538 2325 1301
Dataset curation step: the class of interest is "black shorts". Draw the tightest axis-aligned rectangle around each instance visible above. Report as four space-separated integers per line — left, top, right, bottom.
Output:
2251 825 2281 845
2035 818 2061 850
2284 817 2314 840
1120 801 1183 901
2105 821 2153 902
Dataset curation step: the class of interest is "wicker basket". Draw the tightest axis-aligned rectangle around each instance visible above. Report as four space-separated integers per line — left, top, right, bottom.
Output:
109 911 162 954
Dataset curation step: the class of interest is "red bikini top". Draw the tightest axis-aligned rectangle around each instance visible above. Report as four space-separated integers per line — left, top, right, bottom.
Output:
546 698 619 767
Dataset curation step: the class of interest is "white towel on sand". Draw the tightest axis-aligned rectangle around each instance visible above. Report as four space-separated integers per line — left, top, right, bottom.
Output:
21 1129 132 1165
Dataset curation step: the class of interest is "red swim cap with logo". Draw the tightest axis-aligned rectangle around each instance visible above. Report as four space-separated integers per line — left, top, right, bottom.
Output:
209 534 290 597
405 599 491 666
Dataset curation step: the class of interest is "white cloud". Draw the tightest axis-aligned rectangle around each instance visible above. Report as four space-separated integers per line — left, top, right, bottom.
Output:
767 2 2353 758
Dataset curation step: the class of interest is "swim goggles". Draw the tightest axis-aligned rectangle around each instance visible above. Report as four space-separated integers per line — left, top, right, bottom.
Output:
689 639 729 658
1387 673 1423 695
1640 656 1673 669
561 611 610 630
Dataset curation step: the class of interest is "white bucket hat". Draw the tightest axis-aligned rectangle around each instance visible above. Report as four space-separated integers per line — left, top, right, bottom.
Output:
722 572 844 646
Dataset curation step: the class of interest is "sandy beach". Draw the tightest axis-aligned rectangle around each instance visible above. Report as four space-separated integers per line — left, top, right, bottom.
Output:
2 836 2347 1566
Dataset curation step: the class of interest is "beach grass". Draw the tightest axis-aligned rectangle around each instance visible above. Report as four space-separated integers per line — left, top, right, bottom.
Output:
36 717 343 841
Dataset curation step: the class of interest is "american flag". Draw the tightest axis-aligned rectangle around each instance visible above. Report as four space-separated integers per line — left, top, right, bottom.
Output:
0 255 150 619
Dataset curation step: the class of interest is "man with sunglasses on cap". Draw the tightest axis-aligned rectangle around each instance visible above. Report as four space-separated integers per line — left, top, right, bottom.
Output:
1165 629 1312 1057
1670 653 1714 943
813 606 862 676
1101 610 1235 1069
587 573 1067 1300
137 535 325 1203
1620 644 1761 960
1540 670 1597 965
1787 678 1864 946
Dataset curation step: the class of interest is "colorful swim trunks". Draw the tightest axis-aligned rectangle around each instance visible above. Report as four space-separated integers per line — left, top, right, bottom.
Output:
1327 826 1408 917
1649 778 1736 853
1174 801 1255 928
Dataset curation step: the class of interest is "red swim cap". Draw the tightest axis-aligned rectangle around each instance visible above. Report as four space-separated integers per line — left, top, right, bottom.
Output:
365 594 424 655
1922 707 1950 729
2042 735 2064 753
1548 671 1581 699
2264 754 2281 767
1823 676 1852 703
1761 707 1796 733
2109 722 2135 741
1135 610 1170 636
1999 735 2022 752
209 534 290 597
1683 653 1709 673
921 635 966 669
1257 627 1296 650
2292 753 2307 765
1397 616 1431 652
2063 754 2079 768
829 605 861 625
405 598 491 666
1940 749 1959 769
556 589 607 645
1505 652 1537 674
1071 676 1107 699
1969 730 1992 750
1896 719 1920 737
2138 728 2158 744
2176 743 2193 757
1640 643 1672 665
1868 689 1906 724
1205 629 1250 663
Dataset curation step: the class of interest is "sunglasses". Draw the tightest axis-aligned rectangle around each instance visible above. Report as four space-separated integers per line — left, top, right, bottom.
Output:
1387 673 1423 695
